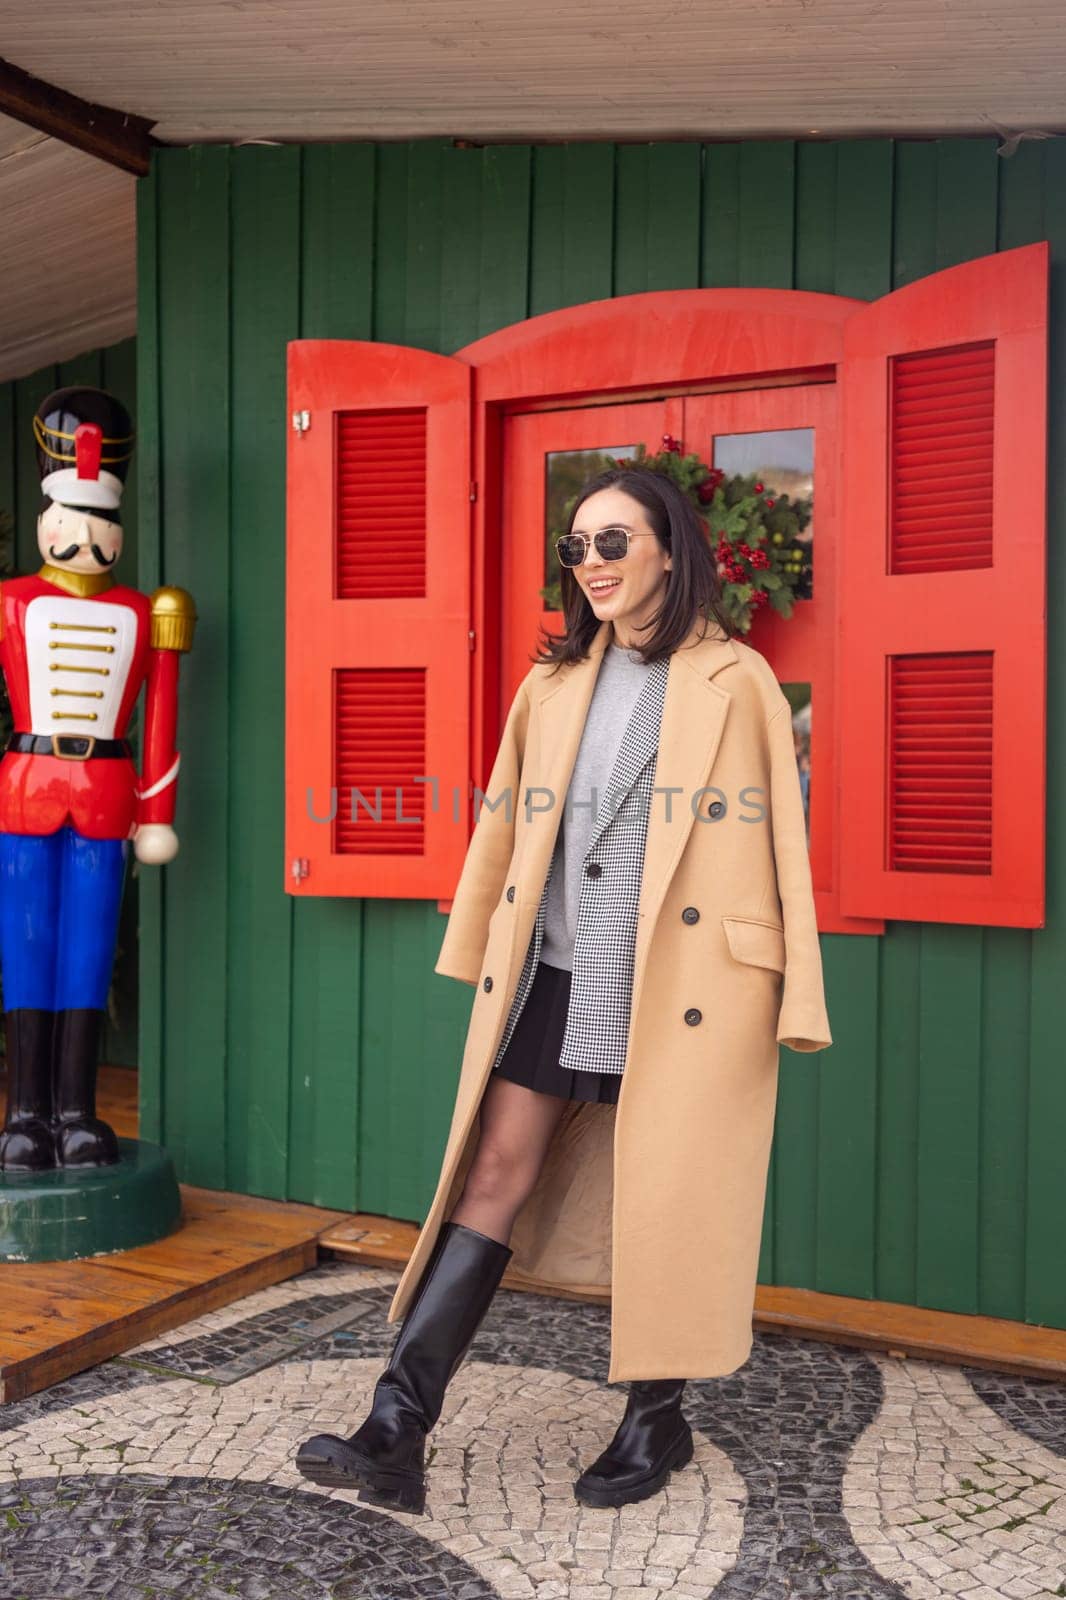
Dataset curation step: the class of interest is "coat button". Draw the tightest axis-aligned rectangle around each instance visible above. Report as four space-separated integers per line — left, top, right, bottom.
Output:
585 862 603 879
483 976 493 992
707 800 725 819
681 906 700 924
506 885 515 901
684 1008 702 1026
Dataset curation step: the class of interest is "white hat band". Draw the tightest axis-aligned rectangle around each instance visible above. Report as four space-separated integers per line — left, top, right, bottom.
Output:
41 467 124 512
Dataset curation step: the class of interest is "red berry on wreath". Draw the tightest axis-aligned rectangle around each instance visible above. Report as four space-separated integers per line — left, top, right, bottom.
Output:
765 497 775 509
754 482 764 494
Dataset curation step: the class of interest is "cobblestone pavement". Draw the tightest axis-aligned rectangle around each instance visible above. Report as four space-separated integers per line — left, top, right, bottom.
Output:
1 1257 1064 1600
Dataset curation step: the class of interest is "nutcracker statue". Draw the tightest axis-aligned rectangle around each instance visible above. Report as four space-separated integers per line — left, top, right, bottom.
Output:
0 385 195 1180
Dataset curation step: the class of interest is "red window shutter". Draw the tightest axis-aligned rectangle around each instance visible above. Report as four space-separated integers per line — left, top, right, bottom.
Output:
285 341 472 898
838 242 1048 927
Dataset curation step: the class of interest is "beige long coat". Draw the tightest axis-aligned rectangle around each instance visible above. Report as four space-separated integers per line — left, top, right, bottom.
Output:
387 616 833 1380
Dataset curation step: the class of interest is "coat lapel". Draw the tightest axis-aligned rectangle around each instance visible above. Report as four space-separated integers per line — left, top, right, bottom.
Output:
526 617 739 976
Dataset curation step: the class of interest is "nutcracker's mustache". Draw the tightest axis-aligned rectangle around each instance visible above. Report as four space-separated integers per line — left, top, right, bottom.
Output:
49 542 117 567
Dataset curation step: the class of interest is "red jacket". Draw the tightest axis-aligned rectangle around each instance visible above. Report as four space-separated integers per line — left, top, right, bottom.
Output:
0 568 193 840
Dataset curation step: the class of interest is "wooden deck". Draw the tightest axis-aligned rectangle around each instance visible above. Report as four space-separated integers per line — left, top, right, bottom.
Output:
3 1065 1064 1401
0 1065 349 1404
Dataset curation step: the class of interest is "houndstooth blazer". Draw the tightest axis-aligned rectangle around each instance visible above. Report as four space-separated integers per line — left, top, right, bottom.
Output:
490 655 670 1076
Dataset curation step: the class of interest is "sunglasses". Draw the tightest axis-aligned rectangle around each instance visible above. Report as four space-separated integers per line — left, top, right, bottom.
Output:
554 527 658 568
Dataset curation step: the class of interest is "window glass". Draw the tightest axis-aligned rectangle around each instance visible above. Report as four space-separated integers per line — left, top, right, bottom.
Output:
713 428 814 600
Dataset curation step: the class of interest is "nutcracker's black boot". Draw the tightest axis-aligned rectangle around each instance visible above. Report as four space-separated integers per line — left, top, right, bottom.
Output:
52 1008 120 1168
573 1378 693 1508
0 1009 57 1172
295 1220 513 1514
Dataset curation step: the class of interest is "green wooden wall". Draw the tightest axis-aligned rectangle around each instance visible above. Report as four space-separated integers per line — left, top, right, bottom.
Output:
0 339 140 1068
138 137 1066 1331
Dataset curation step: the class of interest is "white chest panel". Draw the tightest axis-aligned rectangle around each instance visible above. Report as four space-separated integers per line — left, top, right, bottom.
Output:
25 594 139 738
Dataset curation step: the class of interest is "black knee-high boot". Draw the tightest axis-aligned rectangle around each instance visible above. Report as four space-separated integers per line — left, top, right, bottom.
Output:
0 1009 57 1172
296 1220 513 1513
573 1378 693 1507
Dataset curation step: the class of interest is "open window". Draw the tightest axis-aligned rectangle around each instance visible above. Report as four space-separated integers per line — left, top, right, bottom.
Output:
285 243 1048 931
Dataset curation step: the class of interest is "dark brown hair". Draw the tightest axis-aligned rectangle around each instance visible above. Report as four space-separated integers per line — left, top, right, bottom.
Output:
530 465 736 671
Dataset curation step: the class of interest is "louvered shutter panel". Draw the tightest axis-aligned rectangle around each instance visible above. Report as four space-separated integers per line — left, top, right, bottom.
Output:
285 341 472 897
837 241 1048 927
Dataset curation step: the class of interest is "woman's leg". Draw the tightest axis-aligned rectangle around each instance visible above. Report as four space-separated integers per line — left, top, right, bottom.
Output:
449 1075 571 1245
296 1077 570 1507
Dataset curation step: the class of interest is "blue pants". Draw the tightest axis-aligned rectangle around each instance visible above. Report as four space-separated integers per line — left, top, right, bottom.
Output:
0 827 129 1011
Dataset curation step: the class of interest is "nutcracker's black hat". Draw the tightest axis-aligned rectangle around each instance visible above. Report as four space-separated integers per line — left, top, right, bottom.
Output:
33 386 135 516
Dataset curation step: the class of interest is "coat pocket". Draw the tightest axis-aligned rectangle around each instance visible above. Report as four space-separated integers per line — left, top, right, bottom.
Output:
721 915 787 974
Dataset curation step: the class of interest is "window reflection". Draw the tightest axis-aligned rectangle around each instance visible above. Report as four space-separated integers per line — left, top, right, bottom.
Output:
543 446 639 607
781 682 812 845
713 428 814 601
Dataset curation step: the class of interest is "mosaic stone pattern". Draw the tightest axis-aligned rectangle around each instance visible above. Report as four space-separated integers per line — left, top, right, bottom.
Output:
0 1256 1063 1599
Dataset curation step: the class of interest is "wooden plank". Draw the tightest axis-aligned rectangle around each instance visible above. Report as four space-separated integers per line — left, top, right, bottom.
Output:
225 145 301 1203
476 145 533 338
933 137 999 269
876 928 921 1305
738 141 796 291
0 1186 350 1404
1 1243 315 1405
134 154 165 1147
300 142 375 341
806 140 890 1303
155 144 231 1189
977 929 1030 1317
529 143 615 317
916 927 984 1312
614 143 701 296
1024 136 1066 1332
835 140 893 299
289 143 370 1215
361 906 441 1224
755 1284 1066 1383
794 140 838 295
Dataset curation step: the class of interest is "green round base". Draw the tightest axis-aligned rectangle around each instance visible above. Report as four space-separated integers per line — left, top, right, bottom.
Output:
0 1137 182 1263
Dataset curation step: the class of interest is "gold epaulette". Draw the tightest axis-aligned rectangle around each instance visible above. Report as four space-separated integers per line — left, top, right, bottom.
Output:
150 585 197 652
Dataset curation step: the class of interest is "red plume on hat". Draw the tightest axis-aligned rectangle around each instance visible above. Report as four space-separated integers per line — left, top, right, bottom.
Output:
74 422 104 485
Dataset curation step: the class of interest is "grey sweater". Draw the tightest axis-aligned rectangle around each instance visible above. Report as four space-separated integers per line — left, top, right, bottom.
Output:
539 639 655 971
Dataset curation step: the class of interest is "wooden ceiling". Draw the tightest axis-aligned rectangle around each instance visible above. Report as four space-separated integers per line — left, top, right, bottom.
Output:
1 0 1063 381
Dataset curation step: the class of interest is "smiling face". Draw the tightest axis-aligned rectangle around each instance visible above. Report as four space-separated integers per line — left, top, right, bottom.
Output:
568 486 672 647
37 500 123 574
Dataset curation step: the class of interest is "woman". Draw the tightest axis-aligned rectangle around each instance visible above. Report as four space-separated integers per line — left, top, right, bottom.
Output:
296 465 832 1516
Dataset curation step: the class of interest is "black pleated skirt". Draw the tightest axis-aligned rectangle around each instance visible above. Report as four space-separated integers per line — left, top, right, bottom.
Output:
492 959 622 1104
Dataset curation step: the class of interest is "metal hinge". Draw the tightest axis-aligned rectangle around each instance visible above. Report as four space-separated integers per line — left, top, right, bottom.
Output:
469 480 478 502
468 629 476 652
290 857 310 882
291 410 311 433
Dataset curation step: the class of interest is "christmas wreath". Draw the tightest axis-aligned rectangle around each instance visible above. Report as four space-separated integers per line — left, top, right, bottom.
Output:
544 434 813 634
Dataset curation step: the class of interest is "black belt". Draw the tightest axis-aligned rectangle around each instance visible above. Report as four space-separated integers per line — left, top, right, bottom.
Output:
6 732 132 761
